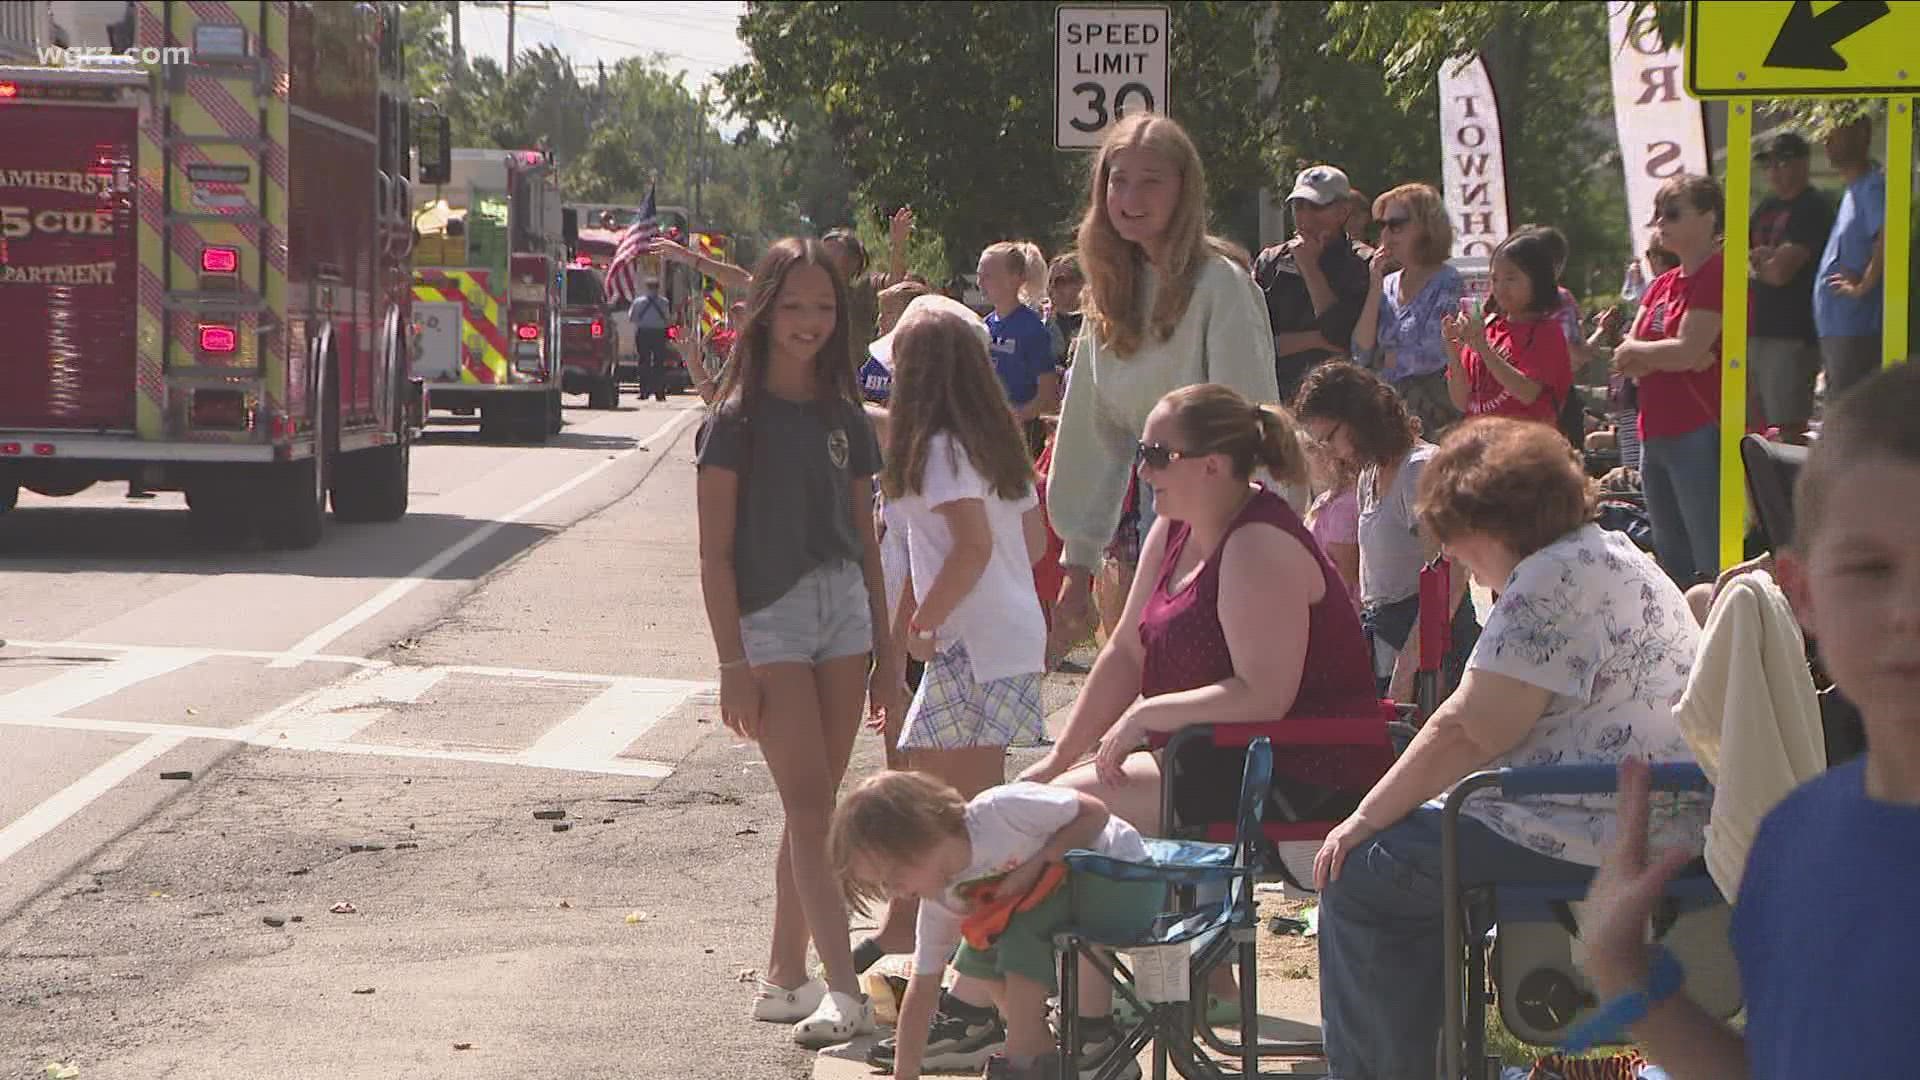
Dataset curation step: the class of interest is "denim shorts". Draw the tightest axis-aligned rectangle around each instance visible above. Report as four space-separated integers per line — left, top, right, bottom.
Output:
739 560 873 667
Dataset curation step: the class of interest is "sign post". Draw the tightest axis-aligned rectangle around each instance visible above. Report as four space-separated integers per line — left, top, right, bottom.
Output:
1687 0 1912 572
1054 6 1170 151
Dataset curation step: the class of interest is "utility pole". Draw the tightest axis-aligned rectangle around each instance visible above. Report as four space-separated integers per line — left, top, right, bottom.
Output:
448 0 462 70
691 88 704 228
505 0 515 77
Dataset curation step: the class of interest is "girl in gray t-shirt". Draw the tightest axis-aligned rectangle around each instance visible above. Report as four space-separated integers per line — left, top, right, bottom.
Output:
694 237 894 1048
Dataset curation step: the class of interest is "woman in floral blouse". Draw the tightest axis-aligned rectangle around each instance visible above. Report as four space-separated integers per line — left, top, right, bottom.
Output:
1308 417 1709 1080
1353 183 1466 441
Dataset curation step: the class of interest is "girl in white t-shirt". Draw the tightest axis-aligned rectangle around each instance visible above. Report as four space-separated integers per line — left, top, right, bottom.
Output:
848 300 1051 1060
881 301 1050 768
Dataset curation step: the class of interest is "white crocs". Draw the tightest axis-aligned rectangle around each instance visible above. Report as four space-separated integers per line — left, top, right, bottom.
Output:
752 976 826 1023
792 989 874 1048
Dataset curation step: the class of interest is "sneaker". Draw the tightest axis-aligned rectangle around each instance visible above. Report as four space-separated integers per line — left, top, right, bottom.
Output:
1074 1018 1141 1080
751 976 826 1023
794 989 875 1048
867 993 1007 1072
980 1054 1062 1080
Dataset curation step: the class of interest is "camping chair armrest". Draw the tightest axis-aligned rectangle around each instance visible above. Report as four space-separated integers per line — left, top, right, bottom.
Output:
1452 762 1709 803
1063 847 1248 888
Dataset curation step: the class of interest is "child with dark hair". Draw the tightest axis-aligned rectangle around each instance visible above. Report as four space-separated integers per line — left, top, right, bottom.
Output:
1442 230 1574 426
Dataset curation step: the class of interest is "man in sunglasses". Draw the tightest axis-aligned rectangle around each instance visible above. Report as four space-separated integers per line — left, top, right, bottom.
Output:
1255 165 1373 404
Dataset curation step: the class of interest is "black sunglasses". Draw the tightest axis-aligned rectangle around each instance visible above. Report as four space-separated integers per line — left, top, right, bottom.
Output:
1135 441 1193 470
1381 215 1413 231
1654 205 1686 224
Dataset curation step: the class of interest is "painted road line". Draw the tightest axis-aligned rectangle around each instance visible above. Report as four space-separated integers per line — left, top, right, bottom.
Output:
3 642 718 694
0 733 188 865
0 714 675 780
4 640 383 670
270 406 703 669
0 646 209 716
245 665 448 748
521 680 695 770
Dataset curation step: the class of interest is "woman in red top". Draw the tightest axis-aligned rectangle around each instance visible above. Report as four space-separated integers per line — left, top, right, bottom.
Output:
1018 384 1385 835
1443 230 1573 425
1611 174 1727 587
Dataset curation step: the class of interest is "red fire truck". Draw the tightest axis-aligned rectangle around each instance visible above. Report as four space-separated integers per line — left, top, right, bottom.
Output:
411 148 567 441
0 1 427 549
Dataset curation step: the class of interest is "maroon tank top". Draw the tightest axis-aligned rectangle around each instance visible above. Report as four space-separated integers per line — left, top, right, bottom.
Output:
1138 486 1387 791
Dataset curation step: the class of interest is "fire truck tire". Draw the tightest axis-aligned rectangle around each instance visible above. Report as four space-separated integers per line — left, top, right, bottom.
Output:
508 397 549 444
186 488 250 544
588 376 619 410
330 441 410 524
480 405 515 442
546 391 564 435
0 482 17 515
258 452 326 550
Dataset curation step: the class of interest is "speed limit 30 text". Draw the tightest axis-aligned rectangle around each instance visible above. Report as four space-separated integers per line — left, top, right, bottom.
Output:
1062 19 1161 74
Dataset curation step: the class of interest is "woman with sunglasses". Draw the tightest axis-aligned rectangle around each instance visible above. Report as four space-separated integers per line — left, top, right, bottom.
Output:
1294 362 1480 704
1353 183 1466 441
1610 174 1727 588
1020 383 1383 862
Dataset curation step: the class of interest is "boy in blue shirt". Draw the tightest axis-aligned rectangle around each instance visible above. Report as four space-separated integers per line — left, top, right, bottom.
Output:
1582 363 1920 1078
1812 116 1886 400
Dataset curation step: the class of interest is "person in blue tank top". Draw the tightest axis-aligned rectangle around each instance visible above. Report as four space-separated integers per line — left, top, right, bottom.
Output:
1580 363 1920 1079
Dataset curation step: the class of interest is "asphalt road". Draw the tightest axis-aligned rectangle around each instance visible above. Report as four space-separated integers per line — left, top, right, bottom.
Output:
0 393 843 1079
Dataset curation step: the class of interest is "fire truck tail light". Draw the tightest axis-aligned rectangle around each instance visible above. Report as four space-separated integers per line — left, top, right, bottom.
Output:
514 323 539 341
590 319 604 339
198 324 238 353
0 443 19 455
201 247 239 273
0 82 18 100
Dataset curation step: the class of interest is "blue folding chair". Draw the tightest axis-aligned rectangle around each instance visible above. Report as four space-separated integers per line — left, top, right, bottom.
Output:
1439 763 1741 1080
1054 737 1274 1080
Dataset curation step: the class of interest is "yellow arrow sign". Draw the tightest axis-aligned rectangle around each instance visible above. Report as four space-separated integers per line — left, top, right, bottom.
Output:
1689 0 1919 97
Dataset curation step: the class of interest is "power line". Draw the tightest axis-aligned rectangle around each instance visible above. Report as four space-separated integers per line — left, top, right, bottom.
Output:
556 0 744 38
509 7 742 70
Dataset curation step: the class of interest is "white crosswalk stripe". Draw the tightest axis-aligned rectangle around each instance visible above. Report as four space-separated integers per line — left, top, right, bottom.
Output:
0 642 719 868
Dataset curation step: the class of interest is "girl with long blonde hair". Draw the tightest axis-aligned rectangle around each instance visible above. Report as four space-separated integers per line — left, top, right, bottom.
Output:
978 240 1062 454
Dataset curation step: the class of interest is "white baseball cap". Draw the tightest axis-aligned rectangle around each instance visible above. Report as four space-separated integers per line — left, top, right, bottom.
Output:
869 294 989 368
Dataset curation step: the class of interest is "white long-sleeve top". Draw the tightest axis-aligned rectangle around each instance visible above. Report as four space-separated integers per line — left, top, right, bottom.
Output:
1049 254 1279 569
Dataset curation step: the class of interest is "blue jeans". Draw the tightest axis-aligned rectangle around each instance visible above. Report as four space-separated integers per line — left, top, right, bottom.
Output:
1640 424 1719 587
1318 806 1591 1080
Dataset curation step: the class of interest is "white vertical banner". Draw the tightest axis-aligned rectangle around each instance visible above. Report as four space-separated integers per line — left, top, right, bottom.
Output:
1608 1 1708 271
1438 53 1510 259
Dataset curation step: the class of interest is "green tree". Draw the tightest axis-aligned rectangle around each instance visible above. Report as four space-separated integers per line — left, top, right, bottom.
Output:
1317 1 1633 296
722 1 1275 272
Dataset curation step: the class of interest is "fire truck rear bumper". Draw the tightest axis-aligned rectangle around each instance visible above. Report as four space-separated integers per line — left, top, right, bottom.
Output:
0 433 286 463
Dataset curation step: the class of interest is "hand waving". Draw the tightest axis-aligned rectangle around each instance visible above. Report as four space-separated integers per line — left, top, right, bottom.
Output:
1578 759 1695 995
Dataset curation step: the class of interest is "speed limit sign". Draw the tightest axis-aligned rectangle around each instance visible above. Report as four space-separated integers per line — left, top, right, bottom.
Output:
1055 6 1169 150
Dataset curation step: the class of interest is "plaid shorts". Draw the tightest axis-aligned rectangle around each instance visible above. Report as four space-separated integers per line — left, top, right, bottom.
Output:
898 642 1045 752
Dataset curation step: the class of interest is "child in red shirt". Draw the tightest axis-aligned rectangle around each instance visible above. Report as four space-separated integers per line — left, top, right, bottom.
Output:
1442 230 1573 426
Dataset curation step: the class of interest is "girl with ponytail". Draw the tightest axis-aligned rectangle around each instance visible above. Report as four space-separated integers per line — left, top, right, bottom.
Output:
1020 381 1384 870
978 241 1062 454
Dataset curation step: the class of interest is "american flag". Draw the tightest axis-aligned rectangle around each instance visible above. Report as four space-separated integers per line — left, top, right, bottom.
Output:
604 184 658 304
